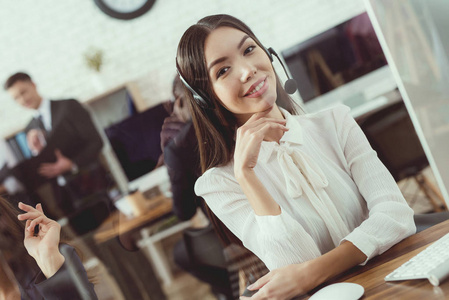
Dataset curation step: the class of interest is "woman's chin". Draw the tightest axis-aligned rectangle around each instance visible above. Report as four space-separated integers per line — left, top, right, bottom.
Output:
261 98 276 111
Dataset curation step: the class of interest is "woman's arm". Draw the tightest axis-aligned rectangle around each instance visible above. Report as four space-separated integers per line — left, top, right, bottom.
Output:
236 169 281 216
334 105 415 262
18 202 65 278
242 241 366 300
233 110 287 216
18 202 98 300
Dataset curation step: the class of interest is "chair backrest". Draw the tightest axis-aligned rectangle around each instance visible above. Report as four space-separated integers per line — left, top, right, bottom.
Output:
358 101 428 181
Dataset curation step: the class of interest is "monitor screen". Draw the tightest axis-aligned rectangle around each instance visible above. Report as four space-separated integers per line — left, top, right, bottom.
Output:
105 103 169 182
282 12 387 103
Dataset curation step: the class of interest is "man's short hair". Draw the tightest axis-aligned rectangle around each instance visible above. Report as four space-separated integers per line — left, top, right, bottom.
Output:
4 72 32 90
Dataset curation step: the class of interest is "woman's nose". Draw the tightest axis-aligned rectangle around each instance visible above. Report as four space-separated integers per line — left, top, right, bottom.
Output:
240 62 257 83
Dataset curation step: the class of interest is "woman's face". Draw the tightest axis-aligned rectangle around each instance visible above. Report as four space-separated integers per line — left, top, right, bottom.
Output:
204 27 277 118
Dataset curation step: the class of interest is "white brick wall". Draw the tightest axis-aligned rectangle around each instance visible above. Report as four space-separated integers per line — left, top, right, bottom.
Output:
0 0 365 137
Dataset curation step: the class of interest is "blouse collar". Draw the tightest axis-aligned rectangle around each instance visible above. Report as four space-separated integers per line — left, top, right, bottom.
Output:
258 108 304 163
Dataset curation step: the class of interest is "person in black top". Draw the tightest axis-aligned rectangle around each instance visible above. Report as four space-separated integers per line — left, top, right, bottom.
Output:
161 76 235 300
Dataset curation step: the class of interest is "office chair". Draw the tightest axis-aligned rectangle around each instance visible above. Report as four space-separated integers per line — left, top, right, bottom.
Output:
222 243 269 298
62 161 115 235
358 101 448 212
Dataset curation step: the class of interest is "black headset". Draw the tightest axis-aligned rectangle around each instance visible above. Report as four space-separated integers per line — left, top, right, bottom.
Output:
176 46 297 109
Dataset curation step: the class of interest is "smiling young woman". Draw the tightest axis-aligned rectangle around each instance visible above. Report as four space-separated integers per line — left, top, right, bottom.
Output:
176 14 416 299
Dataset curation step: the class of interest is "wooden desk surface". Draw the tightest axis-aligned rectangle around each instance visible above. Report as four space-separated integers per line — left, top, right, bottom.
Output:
302 220 449 299
94 195 173 244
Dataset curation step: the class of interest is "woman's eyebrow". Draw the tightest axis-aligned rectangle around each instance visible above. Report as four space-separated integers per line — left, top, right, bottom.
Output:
208 35 251 72
237 35 250 49
208 57 227 72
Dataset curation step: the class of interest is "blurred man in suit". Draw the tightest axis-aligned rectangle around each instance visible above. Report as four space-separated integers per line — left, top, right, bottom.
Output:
3 72 104 216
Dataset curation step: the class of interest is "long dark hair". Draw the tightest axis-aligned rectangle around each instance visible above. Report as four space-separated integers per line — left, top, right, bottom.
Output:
0 197 35 270
176 15 301 253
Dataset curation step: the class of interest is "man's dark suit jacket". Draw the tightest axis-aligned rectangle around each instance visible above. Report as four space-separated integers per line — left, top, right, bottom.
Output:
25 99 103 168
9 99 104 200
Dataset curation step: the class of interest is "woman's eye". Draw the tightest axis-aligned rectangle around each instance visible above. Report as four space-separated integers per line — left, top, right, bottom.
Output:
217 67 229 79
244 45 255 55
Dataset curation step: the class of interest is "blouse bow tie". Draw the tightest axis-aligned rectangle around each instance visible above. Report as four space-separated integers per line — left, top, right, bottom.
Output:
276 142 329 198
275 141 350 245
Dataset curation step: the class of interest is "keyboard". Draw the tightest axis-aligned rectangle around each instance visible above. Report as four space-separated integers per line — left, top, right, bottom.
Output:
385 232 449 286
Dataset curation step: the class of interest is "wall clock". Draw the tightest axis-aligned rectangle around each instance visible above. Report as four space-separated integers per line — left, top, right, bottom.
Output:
94 0 156 20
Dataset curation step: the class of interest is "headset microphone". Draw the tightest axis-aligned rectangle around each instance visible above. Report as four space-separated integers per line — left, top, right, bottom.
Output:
267 47 298 95
284 78 297 95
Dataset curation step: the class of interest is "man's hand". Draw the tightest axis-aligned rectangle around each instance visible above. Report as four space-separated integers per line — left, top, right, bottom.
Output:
38 149 73 178
26 129 46 155
160 114 186 150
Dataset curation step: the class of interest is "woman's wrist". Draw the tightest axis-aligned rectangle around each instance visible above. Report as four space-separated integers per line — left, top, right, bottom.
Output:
33 247 65 279
234 167 281 216
234 166 255 183
311 241 367 284
301 259 329 289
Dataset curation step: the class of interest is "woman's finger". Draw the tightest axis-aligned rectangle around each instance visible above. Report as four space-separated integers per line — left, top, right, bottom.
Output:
240 120 287 138
18 201 37 213
27 216 44 232
243 122 288 141
251 107 273 121
18 211 42 221
24 220 33 238
248 272 272 291
36 203 44 214
241 117 286 131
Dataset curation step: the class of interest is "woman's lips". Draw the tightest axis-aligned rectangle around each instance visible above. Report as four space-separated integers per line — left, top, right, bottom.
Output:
245 78 268 98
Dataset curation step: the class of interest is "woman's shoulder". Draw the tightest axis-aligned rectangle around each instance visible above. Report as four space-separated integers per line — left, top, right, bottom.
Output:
301 104 351 121
197 163 235 183
293 104 352 130
195 163 239 194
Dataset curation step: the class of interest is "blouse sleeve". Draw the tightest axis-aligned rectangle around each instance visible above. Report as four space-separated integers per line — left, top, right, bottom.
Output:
195 168 321 270
333 105 416 264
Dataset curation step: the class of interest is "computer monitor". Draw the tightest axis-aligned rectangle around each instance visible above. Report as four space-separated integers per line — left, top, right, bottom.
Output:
282 12 388 104
104 103 169 183
5 131 32 163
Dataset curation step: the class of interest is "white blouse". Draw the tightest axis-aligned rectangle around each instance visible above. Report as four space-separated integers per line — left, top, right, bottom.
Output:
195 105 416 270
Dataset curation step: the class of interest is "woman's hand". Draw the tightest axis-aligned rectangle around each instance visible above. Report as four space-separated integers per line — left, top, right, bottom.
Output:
234 110 288 179
241 262 319 300
18 202 65 278
240 242 367 299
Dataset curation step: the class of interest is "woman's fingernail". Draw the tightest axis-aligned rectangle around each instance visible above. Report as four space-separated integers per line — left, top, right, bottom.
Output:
247 283 254 290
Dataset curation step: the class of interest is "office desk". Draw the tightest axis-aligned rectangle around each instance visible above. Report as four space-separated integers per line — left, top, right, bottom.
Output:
94 195 173 243
94 194 192 287
85 196 173 300
302 219 449 299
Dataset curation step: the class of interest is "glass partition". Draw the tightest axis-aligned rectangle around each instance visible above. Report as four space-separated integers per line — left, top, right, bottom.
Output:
365 0 449 205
